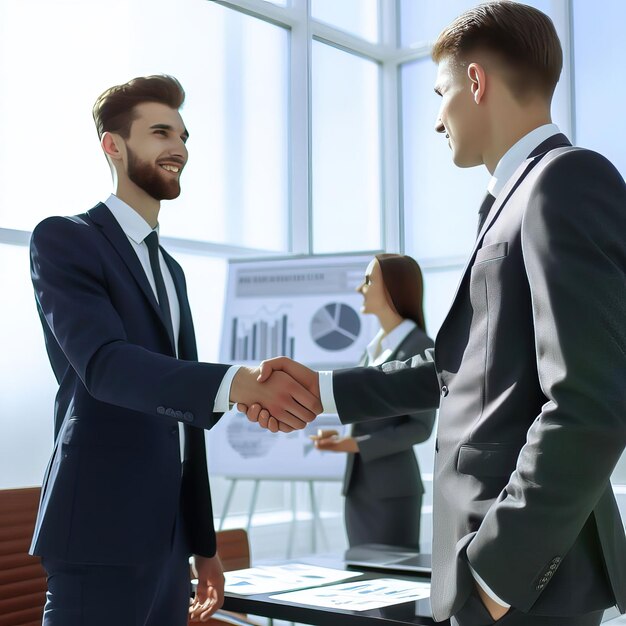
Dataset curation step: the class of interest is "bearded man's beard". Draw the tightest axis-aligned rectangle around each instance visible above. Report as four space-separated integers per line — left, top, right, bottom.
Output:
126 147 181 200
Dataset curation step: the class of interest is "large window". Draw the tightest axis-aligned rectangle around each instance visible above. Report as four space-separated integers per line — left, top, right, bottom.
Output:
312 0 379 43
0 0 289 251
572 0 626 177
2 0 623 541
312 43 381 253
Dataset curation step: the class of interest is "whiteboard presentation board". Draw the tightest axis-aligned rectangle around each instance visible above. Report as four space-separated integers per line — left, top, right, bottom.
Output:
208 254 380 480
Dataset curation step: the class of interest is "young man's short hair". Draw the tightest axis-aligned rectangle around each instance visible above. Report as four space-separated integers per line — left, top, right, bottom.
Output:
92 74 185 139
432 1 562 101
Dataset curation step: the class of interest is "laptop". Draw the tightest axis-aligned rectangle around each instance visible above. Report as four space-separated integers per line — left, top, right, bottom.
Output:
344 543 432 576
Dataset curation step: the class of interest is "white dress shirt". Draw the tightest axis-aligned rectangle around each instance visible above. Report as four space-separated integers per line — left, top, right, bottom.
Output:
365 319 417 367
487 123 560 197
105 195 236 462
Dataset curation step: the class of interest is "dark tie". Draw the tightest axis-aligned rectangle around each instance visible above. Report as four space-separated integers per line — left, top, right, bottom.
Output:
144 231 174 346
477 192 496 237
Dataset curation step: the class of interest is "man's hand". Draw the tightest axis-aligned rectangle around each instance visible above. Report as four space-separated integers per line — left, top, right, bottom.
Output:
236 358 322 433
310 429 359 453
475 581 509 621
189 553 224 622
256 357 320 396
230 364 321 432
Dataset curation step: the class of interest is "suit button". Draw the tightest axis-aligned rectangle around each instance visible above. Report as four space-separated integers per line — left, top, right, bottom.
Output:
157 406 165 415
171 427 178 436
441 385 449 397
183 411 194 422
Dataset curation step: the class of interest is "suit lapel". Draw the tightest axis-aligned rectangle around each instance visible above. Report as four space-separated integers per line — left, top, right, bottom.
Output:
437 134 572 342
87 203 175 352
475 134 571 245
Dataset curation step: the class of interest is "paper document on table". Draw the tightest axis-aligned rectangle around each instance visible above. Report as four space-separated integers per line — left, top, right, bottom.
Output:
270 577 431 611
224 563 363 595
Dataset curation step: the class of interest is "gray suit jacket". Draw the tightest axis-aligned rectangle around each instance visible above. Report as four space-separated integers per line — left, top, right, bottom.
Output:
332 135 626 621
342 326 435 499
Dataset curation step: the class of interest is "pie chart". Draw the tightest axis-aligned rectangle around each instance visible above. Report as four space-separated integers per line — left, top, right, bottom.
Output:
310 303 361 351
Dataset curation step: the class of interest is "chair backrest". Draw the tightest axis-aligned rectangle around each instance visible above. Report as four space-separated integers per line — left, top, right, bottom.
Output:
0 487 46 626
0 489 251 626
197 529 252 626
215 529 250 572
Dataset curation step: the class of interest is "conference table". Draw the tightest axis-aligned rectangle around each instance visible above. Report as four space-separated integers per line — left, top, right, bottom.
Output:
221 553 447 626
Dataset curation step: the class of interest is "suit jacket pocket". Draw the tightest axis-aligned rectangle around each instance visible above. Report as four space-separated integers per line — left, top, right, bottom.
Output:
474 242 508 265
457 443 516 478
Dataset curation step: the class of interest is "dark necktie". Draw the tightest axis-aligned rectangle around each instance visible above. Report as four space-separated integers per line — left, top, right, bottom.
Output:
477 192 496 237
144 231 174 346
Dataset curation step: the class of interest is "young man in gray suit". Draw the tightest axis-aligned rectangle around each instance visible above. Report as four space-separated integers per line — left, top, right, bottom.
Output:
240 3 626 625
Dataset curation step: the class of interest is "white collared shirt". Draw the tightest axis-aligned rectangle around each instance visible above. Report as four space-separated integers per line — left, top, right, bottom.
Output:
487 123 560 197
365 319 417 366
105 194 181 347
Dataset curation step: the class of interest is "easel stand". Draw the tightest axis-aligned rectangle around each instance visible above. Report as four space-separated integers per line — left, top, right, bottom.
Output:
218 477 333 558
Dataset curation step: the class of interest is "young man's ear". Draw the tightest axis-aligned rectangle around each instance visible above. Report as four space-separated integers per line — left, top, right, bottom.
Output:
467 62 487 104
101 132 124 162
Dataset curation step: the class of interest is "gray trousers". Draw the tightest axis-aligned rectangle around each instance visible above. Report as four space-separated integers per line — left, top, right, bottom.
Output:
451 589 604 626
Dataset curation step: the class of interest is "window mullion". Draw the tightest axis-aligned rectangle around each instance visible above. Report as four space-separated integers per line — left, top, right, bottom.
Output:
289 0 313 254
380 0 401 253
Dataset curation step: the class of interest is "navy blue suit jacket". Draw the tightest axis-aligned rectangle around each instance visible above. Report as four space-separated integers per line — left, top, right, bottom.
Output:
29 203 229 565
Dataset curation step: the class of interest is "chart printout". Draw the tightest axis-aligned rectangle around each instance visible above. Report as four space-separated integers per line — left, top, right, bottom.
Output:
209 255 379 480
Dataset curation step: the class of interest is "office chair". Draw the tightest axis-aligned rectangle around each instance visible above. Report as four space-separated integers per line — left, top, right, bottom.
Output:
189 528 263 626
0 488 261 626
0 487 46 626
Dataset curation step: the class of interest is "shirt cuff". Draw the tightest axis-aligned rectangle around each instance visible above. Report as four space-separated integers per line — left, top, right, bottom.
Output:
469 563 511 608
318 371 338 414
213 365 241 412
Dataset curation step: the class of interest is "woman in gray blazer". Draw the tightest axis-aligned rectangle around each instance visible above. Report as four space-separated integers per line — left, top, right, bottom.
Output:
312 254 436 550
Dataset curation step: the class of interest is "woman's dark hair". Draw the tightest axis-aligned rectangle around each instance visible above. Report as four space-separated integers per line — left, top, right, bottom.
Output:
376 253 426 332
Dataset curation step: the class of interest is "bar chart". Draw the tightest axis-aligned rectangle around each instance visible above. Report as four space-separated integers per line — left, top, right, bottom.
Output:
230 311 295 361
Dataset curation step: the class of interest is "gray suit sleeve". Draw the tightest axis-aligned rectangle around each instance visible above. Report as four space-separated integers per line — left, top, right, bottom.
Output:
357 409 436 462
355 331 437 462
333 348 441 424
466 149 626 610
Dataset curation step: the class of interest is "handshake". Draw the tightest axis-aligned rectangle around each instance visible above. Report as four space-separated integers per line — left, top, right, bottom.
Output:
230 357 323 433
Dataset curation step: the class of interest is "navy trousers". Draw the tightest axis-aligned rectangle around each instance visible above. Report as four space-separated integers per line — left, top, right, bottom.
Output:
41 513 191 626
